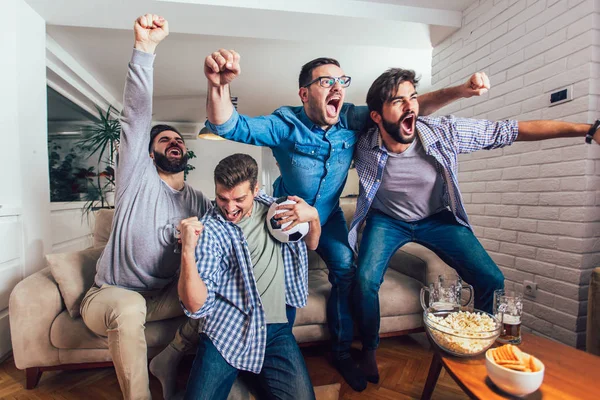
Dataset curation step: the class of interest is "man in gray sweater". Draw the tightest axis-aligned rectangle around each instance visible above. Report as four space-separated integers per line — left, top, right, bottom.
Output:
79 14 211 400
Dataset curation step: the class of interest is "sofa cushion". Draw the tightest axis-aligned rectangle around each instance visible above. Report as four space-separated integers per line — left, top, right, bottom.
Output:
295 268 422 327
50 310 187 349
93 209 115 248
48 246 104 318
307 250 327 271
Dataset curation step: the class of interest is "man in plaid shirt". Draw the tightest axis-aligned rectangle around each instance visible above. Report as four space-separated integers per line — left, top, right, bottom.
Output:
177 154 321 400
349 68 600 385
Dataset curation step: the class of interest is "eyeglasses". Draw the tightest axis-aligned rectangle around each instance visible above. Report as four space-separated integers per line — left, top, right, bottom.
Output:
303 76 352 88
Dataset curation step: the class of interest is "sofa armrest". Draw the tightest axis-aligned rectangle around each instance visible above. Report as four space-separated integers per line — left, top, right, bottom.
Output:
388 242 457 286
587 267 600 355
9 267 63 369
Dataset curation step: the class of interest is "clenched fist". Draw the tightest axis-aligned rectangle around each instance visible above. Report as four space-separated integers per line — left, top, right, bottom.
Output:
178 217 204 254
462 72 490 98
205 49 241 87
134 13 169 54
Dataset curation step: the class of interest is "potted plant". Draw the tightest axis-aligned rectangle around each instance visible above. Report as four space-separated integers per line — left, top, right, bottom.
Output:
77 105 120 211
48 143 99 202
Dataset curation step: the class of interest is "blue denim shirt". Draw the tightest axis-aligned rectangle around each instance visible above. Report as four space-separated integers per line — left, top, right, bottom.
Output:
206 105 369 224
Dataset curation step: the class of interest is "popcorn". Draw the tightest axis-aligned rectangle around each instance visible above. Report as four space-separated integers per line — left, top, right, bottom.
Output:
426 311 500 355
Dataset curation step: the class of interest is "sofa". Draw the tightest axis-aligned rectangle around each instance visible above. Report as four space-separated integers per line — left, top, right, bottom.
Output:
9 197 456 389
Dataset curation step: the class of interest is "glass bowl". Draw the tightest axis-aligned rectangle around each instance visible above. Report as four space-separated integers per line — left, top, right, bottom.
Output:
424 309 502 357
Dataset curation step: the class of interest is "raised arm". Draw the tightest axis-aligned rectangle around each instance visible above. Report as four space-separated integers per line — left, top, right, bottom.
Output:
205 49 241 125
117 14 169 182
177 217 207 314
419 72 490 116
203 49 286 146
517 120 598 143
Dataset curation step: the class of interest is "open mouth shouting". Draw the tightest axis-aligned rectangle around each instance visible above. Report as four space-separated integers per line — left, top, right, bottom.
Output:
166 145 183 158
222 208 242 222
326 95 342 118
400 111 416 135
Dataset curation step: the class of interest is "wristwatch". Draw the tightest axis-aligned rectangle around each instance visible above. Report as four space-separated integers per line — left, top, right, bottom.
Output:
586 119 600 144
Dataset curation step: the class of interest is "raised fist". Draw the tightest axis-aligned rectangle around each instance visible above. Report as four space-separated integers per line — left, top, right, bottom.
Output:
205 49 241 87
133 14 169 54
462 72 490 98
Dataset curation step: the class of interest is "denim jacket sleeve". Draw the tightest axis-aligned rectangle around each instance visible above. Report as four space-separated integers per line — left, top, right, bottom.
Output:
205 108 290 147
182 228 226 319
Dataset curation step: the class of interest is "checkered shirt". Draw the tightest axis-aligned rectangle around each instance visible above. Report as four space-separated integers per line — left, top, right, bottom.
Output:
348 115 519 252
182 191 309 373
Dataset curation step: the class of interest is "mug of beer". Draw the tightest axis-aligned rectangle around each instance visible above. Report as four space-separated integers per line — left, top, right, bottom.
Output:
493 289 523 344
420 274 474 312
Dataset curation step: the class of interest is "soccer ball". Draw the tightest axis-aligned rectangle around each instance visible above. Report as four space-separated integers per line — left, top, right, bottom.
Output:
266 197 310 243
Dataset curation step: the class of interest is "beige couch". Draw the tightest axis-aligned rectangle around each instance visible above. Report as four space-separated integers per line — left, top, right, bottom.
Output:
9 198 455 389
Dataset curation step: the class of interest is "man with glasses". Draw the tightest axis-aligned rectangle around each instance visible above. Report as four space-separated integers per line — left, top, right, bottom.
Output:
202 49 490 391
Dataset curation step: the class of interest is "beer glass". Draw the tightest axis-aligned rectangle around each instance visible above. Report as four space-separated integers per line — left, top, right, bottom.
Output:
162 217 182 254
493 289 523 344
420 274 474 312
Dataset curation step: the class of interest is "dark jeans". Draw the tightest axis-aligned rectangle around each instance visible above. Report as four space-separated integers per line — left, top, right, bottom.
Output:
316 206 356 359
184 309 314 400
354 209 505 350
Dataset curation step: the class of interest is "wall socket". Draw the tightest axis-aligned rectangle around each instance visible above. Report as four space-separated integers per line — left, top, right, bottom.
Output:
524 280 537 297
549 85 573 107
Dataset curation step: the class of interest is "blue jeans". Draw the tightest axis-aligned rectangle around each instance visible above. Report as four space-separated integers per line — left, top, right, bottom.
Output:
184 313 315 400
316 206 355 359
354 209 504 350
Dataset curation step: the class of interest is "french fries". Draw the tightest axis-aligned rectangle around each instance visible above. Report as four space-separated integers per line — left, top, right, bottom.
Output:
488 344 541 372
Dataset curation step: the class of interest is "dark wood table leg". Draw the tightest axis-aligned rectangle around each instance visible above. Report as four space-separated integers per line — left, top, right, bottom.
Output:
421 352 443 400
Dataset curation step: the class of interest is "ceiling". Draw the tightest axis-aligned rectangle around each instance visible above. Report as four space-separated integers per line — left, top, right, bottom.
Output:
27 0 475 132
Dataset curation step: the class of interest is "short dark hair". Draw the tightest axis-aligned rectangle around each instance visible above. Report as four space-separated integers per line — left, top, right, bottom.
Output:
214 153 258 190
149 124 184 152
299 57 341 88
366 68 420 115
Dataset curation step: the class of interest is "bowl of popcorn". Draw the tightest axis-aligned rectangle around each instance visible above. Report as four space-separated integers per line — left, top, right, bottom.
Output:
424 309 502 357
485 344 544 396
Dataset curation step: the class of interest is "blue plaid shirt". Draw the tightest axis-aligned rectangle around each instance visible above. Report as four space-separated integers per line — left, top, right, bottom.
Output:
349 115 519 252
182 192 308 373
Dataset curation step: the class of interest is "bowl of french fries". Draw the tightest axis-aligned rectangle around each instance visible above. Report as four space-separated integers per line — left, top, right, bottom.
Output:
485 344 544 396
424 309 502 357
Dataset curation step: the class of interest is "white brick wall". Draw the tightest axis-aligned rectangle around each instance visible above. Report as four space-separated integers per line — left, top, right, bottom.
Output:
432 0 600 348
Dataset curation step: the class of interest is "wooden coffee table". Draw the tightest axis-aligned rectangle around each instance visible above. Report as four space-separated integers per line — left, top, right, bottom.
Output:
421 332 600 399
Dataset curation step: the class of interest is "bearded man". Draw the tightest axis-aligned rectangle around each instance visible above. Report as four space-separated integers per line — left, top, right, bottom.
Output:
349 67 600 385
80 14 211 400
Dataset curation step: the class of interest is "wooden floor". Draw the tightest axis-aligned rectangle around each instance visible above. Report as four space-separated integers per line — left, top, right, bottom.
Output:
0 333 467 399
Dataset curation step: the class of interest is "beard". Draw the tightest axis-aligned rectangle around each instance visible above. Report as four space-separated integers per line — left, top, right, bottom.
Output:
153 149 188 173
381 111 416 145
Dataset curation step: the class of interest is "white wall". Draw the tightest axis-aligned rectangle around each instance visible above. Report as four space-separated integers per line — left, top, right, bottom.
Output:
18 1 52 278
432 0 600 348
0 0 49 359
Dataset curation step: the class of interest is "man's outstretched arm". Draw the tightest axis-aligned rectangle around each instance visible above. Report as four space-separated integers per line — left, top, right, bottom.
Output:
517 120 599 143
419 72 491 116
